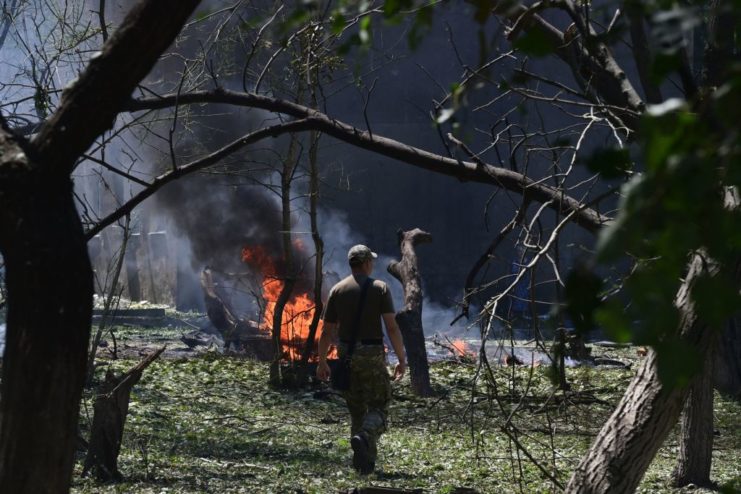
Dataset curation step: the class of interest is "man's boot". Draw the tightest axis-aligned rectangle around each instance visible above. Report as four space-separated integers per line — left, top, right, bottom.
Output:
351 432 374 474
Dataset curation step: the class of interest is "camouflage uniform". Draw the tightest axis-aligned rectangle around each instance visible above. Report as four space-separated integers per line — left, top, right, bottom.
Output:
340 344 392 464
323 264 395 472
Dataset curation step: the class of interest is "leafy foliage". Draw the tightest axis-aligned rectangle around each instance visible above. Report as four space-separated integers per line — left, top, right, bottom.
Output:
568 61 741 387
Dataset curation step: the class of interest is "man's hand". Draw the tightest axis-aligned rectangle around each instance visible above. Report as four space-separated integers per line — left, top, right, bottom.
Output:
392 360 406 381
316 359 330 382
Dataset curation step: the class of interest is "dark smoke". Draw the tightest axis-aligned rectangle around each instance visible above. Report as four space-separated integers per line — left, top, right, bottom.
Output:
156 176 287 271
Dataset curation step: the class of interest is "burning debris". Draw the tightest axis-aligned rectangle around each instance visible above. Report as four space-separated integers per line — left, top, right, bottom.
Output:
241 245 336 362
431 334 476 363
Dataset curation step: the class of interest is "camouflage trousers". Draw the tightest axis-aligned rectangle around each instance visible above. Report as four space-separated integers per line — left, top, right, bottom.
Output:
340 345 391 464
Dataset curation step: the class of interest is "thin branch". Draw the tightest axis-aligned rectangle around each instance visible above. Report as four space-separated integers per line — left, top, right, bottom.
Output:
98 0 109 43
81 153 151 188
31 0 201 172
85 118 315 239
124 89 611 233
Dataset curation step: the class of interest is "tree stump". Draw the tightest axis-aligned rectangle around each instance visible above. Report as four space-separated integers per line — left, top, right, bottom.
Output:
82 346 165 481
388 228 434 396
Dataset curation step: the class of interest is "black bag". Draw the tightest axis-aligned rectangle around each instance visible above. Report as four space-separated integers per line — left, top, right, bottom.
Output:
329 357 352 391
330 277 372 391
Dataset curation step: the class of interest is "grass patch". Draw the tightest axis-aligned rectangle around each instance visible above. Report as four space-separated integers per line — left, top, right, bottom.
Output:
73 332 740 493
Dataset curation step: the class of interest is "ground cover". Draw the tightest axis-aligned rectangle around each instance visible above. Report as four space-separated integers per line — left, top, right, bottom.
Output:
72 326 740 493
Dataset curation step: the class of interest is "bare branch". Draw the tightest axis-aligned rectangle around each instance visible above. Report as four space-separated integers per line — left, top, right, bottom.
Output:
85 118 315 239
124 89 611 233
81 154 150 188
98 0 109 43
31 0 201 172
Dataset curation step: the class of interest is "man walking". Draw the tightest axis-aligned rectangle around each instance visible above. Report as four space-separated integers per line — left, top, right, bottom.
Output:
317 244 406 474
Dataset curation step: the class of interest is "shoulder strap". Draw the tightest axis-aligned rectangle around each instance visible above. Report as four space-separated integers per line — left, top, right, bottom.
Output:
346 277 373 357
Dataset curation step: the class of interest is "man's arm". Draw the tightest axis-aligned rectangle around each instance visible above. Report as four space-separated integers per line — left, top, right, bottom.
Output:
316 322 337 381
382 313 407 381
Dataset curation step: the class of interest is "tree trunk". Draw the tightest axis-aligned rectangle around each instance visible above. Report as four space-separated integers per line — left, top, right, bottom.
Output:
0 142 94 493
270 134 301 386
300 129 324 372
672 344 715 487
83 347 165 481
388 228 433 397
124 232 141 301
564 252 734 493
714 315 741 397
0 2 200 490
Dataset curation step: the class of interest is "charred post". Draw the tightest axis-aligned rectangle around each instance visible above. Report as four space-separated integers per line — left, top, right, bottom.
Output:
388 228 434 397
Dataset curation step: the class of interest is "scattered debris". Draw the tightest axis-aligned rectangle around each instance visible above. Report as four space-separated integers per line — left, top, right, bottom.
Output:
92 307 168 327
343 488 426 494
431 334 476 363
592 357 631 369
503 353 524 366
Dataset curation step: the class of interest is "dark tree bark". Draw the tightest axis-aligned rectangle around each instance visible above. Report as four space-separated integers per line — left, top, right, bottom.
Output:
0 1 200 492
715 316 741 397
0 134 95 493
124 233 141 301
300 130 324 371
269 135 301 386
564 252 738 493
388 228 434 397
672 345 715 488
672 316 740 489
82 347 165 481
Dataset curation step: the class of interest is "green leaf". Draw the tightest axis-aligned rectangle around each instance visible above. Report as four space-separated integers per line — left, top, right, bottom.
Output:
595 301 633 343
513 29 555 57
564 267 603 335
338 33 361 55
649 52 682 84
472 0 494 24
719 477 741 494
692 274 741 329
359 16 372 45
408 5 434 50
584 148 632 179
383 0 413 18
656 339 702 389
331 13 347 35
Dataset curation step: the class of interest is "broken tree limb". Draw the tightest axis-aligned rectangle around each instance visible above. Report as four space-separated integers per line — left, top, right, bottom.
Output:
200 268 240 344
82 346 166 481
388 228 434 397
199 268 267 356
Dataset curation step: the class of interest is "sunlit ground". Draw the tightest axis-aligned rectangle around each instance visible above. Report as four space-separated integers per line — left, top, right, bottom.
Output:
71 325 740 494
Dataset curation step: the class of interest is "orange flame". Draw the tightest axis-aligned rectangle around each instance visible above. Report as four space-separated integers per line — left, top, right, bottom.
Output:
242 246 335 361
450 339 474 358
